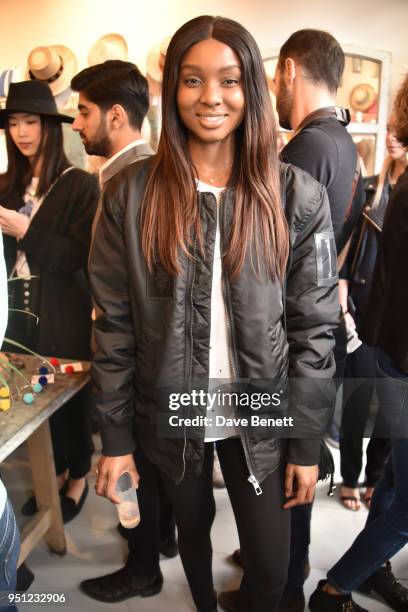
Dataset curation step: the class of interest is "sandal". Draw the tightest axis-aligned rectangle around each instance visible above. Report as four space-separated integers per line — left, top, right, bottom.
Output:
340 486 361 511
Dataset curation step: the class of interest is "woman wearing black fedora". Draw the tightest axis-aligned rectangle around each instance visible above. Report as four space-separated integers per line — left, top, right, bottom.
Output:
0 80 99 523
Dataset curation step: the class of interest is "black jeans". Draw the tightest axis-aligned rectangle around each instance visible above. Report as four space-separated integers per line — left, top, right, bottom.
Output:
340 342 390 488
129 440 289 611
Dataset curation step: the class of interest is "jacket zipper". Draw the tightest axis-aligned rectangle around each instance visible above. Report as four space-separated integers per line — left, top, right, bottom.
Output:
178 196 200 484
219 193 263 496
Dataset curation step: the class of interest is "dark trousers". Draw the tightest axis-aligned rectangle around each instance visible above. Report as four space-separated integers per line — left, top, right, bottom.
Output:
50 385 94 479
328 352 408 592
126 447 175 575
340 343 390 488
129 439 290 611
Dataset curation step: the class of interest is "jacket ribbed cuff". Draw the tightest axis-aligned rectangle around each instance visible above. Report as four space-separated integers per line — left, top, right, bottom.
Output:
100 423 136 457
287 438 321 466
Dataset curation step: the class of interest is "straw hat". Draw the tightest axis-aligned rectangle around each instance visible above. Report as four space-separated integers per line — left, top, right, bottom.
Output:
88 33 128 66
27 45 77 97
349 83 377 113
146 36 172 83
0 67 22 98
0 80 74 128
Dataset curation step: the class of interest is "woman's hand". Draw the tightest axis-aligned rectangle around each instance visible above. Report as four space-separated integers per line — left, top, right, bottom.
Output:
283 463 318 509
95 453 139 504
0 206 29 239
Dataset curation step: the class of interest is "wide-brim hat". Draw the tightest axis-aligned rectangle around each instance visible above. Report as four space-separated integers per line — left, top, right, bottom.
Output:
146 36 172 83
88 33 128 66
26 44 77 97
0 67 22 98
349 83 377 113
0 80 74 129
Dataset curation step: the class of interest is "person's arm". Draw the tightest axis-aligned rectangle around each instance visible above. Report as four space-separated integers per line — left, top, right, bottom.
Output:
18 174 99 273
88 176 139 501
284 181 339 507
89 179 137 455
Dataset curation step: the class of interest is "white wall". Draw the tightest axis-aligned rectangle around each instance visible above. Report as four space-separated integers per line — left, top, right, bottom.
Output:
0 0 407 99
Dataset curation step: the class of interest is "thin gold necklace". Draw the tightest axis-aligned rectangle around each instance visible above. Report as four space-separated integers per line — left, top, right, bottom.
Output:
194 162 233 184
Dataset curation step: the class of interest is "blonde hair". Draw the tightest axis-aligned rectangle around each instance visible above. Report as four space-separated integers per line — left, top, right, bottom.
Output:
371 153 408 209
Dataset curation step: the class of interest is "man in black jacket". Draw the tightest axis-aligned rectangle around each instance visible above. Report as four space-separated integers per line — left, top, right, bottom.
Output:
274 30 363 612
70 60 176 604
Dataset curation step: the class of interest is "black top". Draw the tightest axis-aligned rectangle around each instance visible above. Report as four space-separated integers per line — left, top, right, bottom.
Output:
361 169 408 372
341 174 392 324
281 114 362 252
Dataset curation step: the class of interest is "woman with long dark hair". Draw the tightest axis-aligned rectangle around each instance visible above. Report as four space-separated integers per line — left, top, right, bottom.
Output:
0 80 99 523
89 16 338 612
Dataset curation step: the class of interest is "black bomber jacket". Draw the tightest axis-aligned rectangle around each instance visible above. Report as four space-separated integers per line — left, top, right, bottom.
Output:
89 158 339 492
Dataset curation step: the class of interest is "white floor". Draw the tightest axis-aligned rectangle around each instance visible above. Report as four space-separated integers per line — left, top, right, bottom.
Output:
2 440 407 612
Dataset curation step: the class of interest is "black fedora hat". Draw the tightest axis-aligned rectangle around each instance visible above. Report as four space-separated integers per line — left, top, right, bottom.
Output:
0 80 74 129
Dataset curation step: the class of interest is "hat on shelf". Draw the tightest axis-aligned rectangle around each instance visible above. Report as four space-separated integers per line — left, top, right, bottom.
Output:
0 80 74 128
88 33 128 66
0 67 22 99
349 83 377 113
27 45 77 97
146 36 172 83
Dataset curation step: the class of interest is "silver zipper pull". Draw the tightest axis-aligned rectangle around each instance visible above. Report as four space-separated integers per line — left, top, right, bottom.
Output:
248 474 262 495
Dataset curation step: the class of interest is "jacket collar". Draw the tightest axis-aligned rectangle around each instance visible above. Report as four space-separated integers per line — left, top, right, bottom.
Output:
100 141 154 188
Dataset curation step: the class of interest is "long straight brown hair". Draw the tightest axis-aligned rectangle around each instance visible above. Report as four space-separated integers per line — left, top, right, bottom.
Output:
141 15 288 281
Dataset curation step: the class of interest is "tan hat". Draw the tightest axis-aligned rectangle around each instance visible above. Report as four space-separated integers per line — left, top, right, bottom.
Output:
146 36 172 83
349 83 377 113
88 33 128 66
27 45 77 97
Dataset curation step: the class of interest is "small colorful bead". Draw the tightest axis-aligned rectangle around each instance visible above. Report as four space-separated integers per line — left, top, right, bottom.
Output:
32 383 43 393
50 357 60 367
0 386 10 398
38 376 48 386
0 398 10 411
23 393 34 404
65 365 74 374
39 366 49 375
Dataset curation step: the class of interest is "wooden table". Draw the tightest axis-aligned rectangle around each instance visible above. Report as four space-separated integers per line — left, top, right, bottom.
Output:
0 354 90 564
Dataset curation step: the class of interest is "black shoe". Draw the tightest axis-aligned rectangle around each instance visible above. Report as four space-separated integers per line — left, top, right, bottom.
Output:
61 480 88 524
309 580 368 611
21 480 69 516
80 566 163 603
231 549 242 567
218 590 244 612
356 561 408 611
277 588 306 612
16 562 35 592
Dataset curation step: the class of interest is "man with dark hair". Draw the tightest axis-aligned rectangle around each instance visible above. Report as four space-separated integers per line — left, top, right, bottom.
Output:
71 60 177 605
252 30 362 612
71 60 151 183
